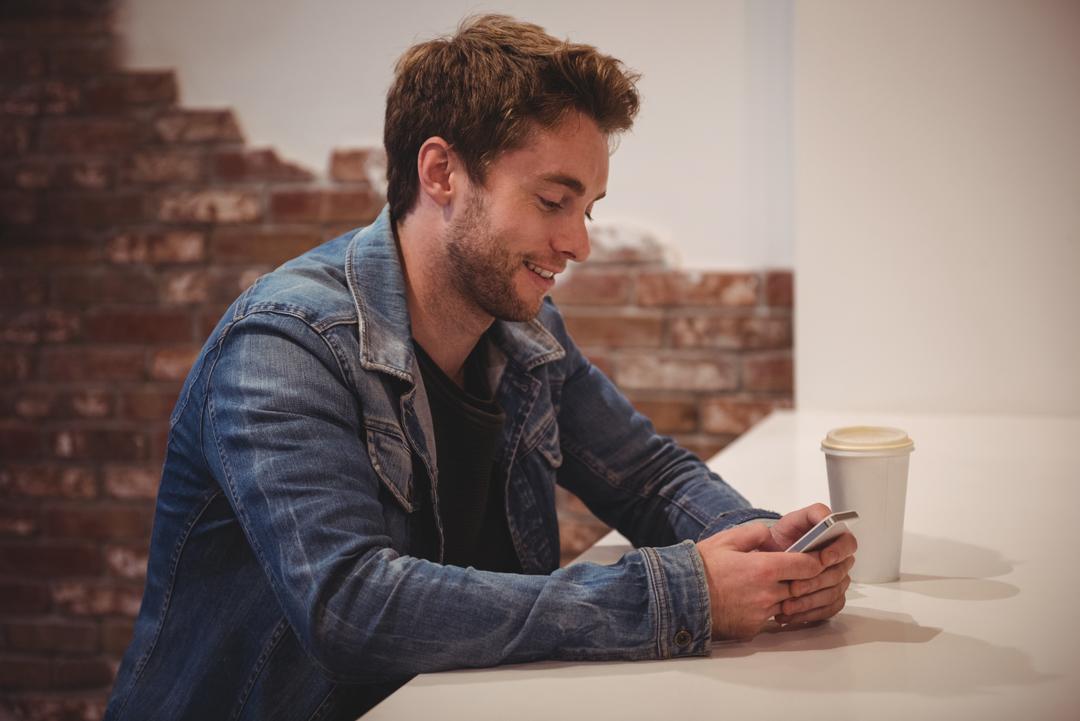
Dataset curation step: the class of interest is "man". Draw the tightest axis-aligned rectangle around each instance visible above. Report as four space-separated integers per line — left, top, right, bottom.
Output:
105 15 854 721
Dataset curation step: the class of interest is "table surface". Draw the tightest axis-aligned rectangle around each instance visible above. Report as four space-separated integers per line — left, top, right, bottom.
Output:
366 410 1080 720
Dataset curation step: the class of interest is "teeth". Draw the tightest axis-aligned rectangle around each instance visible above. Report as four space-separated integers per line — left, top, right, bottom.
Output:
524 261 555 279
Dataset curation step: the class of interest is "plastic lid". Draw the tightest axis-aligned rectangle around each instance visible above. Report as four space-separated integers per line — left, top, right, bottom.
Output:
821 426 914 452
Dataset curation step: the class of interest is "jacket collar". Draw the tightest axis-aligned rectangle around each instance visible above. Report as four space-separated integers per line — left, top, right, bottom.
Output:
345 206 565 383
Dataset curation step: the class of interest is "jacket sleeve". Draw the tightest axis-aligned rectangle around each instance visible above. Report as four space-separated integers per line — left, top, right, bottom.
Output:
542 303 780 547
202 310 712 684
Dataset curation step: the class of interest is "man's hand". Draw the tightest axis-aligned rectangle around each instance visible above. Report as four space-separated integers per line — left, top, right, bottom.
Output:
695 523 825 640
762 503 857 627
695 503 857 640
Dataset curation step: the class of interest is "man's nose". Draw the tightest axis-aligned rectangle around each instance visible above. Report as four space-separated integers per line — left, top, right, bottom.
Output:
553 217 591 264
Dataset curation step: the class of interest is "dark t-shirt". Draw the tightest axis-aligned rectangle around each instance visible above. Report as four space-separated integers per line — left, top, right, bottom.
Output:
413 340 522 573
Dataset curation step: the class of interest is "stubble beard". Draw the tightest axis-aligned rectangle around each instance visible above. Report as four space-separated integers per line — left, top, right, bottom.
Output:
443 192 542 323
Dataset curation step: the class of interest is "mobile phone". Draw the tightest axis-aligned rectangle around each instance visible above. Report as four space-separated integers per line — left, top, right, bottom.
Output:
785 510 859 553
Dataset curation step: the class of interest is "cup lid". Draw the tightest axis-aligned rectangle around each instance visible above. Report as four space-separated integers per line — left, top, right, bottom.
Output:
821 426 914 452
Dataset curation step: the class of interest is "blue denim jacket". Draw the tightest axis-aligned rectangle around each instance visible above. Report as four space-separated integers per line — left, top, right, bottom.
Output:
105 207 778 721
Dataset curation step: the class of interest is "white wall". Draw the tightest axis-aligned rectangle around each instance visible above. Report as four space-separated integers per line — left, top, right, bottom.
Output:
116 0 794 270
794 0 1080 415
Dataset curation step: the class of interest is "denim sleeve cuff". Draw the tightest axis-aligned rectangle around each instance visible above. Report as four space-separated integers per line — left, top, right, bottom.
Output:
696 507 782 542
638 541 712 659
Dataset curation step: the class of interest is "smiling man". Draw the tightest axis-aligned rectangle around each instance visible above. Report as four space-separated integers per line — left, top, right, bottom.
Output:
105 15 855 721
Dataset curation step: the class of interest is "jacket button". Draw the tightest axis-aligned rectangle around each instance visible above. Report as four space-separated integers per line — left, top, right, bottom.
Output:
673 629 692 648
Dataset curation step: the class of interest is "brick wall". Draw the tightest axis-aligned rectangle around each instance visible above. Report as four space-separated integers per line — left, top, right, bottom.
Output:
0 1 792 716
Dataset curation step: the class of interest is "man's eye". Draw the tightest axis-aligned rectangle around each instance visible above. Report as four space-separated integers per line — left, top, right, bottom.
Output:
538 197 562 211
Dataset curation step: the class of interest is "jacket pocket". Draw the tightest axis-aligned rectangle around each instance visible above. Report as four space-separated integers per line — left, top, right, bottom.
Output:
364 426 418 512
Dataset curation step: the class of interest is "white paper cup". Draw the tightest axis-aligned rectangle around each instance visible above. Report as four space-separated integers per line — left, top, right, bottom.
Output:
822 426 914 583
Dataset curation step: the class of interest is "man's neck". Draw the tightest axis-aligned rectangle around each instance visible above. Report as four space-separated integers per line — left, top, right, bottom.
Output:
395 214 493 387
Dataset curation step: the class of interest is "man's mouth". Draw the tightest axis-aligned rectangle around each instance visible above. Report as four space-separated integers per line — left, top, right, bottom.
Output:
524 260 557 280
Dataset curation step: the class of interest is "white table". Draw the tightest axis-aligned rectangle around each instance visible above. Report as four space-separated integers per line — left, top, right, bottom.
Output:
367 410 1080 720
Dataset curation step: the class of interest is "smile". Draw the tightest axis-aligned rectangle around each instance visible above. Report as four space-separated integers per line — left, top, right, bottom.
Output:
524 260 557 279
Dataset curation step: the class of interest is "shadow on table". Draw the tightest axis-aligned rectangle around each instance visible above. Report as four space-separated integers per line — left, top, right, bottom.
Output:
888 532 1019 601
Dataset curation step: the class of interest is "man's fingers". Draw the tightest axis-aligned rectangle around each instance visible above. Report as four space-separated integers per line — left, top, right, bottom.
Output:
781 575 850 617
769 551 825 581
775 591 847 626
790 556 854 597
716 522 773 553
818 532 858 566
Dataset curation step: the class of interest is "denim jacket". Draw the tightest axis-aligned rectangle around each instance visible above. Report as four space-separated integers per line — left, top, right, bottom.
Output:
105 207 779 721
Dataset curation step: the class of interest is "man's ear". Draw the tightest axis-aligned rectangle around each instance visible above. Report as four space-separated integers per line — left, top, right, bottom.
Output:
416 137 459 208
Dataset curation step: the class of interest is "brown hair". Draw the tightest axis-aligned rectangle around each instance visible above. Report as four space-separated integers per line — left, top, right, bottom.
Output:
384 14 641 221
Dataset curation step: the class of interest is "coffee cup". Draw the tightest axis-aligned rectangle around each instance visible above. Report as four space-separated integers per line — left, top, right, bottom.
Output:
821 426 914 583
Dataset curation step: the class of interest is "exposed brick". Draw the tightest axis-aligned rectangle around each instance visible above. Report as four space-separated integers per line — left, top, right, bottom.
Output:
52 658 114 689
214 148 314 182
0 581 52 614
0 310 79 344
212 227 322 264
701 397 779 435
11 390 56 419
81 71 177 112
0 542 101 578
0 233 102 267
0 427 46 460
3 621 99 654
41 347 144 382
37 118 139 154
160 269 209 304
52 581 143 617
586 224 665 265
0 270 48 306
82 308 192 344
615 355 738 392
57 159 113 190
148 345 199 381
1 82 42 115
51 268 156 305
0 506 38 537
0 190 37 224
3 695 110 721
548 269 633 306
765 270 794 308
45 192 145 228
0 47 45 82
0 657 51 690
68 390 114 419
157 190 261 223
9 160 54 190
106 230 206 265
101 618 134 655
329 148 386 184
124 149 205 185
122 388 179 421
49 41 116 77
269 189 382 223
103 465 159 501
630 398 698 433
562 312 663 348
0 465 97 500
104 544 148 579
51 430 148 462
637 271 759 307
742 353 794 393
0 119 32 155
155 109 243 144
0 352 33 383
557 515 610 565
41 506 152 541
670 315 792 350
